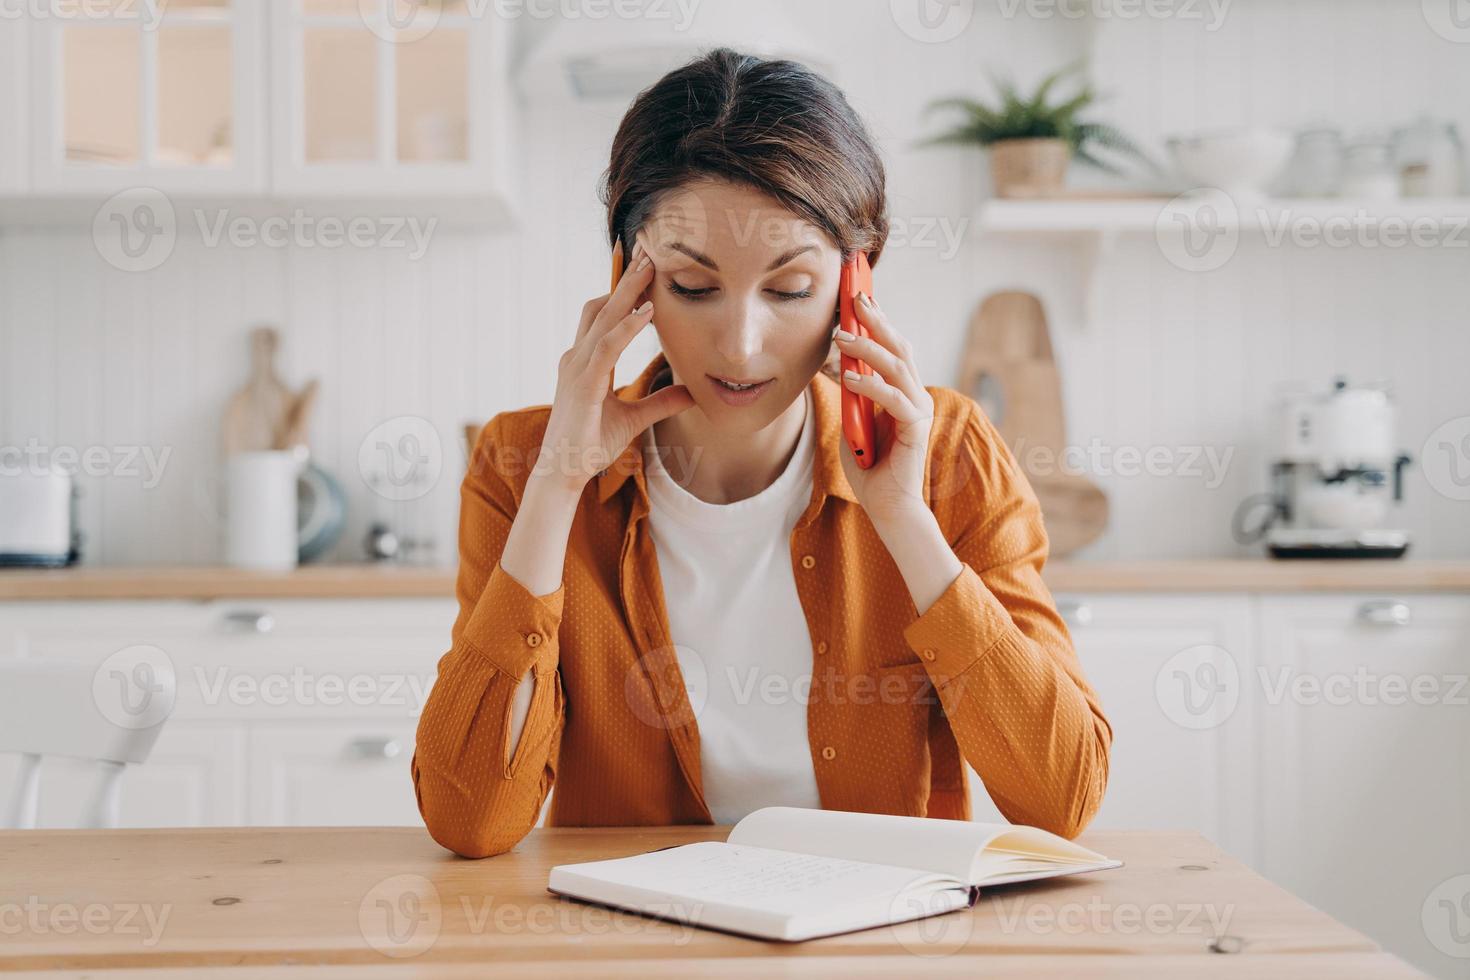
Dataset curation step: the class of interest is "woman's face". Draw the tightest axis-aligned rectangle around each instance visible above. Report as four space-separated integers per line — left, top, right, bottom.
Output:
637 178 841 433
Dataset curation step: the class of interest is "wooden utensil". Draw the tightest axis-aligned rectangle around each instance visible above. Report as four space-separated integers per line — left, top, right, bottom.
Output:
957 291 1109 557
223 326 297 456
275 377 319 451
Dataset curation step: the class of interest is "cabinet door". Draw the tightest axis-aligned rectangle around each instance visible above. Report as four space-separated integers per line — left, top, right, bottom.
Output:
0 722 246 829
965 595 1256 863
0 16 26 192
1258 594 1470 979
269 0 514 201
27 0 265 194
249 721 421 826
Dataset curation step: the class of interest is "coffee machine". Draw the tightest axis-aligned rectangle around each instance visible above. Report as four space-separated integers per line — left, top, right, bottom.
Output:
1234 377 1413 559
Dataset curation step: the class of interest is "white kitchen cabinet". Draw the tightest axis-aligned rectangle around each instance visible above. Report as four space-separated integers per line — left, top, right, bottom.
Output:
268 0 516 203
248 721 421 826
1256 594 1470 980
1057 594 1255 862
26 0 266 194
0 17 26 193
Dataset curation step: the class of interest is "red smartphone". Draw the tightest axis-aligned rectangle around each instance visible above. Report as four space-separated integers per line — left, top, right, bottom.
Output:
838 251 878 468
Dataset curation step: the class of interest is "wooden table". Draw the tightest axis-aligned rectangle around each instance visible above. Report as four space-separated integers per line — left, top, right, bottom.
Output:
0 826 1417 977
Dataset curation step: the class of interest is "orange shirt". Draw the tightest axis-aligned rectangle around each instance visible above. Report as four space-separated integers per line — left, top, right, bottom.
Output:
412 351 1111 857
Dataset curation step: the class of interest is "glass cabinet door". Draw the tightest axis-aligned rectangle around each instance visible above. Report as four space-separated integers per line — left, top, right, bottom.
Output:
29 0 264 193
273 0 508 198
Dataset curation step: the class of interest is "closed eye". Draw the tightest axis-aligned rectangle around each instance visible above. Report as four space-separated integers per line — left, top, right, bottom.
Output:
666 281 813 302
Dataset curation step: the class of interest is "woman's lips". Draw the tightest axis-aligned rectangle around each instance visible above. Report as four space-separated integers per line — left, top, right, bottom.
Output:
707 374 774 406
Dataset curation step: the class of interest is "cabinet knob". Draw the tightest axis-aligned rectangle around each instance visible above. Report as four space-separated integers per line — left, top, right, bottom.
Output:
350 737 402 760
1057 599 1094 628
220 610 275 634
1356 600 1411 627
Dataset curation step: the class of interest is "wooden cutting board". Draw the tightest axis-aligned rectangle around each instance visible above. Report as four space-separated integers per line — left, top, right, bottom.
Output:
957 291 1108 557
222 326 318 455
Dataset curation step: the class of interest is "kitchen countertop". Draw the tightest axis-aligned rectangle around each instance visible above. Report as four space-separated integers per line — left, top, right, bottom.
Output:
2 560 1470 600
0 825 1412 975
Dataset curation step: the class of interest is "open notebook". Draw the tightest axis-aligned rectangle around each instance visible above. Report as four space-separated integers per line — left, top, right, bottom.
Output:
546 807 1121 942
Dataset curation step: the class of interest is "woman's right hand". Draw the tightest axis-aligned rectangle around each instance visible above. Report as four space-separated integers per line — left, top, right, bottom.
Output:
537 237 696 496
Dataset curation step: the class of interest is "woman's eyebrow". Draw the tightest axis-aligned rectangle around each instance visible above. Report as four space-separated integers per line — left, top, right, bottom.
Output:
665 242 817 273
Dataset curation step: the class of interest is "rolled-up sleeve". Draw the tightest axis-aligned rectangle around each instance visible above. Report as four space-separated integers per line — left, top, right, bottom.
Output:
904 400 1112 839
411 416 568 858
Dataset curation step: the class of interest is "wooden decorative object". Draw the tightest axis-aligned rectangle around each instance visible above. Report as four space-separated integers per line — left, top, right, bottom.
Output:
958 291 1108 557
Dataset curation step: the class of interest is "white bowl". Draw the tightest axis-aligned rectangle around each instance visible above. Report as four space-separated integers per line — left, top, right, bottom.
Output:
1167 128 1294 200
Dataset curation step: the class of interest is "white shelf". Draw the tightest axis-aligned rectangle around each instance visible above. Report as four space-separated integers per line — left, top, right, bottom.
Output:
976 197 1470 237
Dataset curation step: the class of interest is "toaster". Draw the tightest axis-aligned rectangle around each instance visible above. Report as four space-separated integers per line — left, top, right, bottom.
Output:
0 469 80 567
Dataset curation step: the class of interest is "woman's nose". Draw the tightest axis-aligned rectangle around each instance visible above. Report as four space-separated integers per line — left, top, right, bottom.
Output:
713 301 767 365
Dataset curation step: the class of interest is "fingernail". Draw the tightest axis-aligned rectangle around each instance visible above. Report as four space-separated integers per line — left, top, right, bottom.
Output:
634 244 651 272
858 291 872 306
634 300 652 314
834 329 855 342
843 369 860 382
830 323 840 340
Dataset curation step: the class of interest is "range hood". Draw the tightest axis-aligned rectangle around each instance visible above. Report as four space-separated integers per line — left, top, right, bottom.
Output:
516 5 832 102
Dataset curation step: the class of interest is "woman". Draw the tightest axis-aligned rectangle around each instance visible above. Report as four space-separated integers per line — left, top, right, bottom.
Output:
412 48 1110 859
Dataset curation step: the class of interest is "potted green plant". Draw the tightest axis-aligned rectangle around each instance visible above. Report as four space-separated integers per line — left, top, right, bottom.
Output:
920 63 1146 199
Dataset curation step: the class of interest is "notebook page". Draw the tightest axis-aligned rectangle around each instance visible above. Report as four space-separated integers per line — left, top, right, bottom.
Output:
549 841 961 923
728 807 1113 884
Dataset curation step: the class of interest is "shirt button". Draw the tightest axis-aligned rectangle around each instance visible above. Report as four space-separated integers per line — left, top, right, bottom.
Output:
801 555 816 570
921 648 936 661
526 631 543 648
816 641 828 655
821 746 836 761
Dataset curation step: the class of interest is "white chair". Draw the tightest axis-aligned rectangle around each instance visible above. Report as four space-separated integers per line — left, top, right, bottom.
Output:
0 655 175 829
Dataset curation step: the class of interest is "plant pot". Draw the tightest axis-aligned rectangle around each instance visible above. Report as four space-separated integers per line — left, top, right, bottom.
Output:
989 138 1072 199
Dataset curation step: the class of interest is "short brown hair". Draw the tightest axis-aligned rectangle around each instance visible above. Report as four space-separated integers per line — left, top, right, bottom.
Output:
599 48 889 381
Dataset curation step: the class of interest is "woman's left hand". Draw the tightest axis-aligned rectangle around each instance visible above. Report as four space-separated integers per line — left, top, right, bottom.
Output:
834 291 935 527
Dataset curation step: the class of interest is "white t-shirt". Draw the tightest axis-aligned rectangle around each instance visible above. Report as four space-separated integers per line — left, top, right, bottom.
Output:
505 388 822 825
641 386 822 825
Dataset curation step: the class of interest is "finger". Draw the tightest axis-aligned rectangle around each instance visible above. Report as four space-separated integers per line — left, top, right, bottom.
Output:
575 292 611 345
582 299 655 386
589 236 655 344
834 331 923 407
841 368 923 425
852 292 916 370
625 383 696 432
